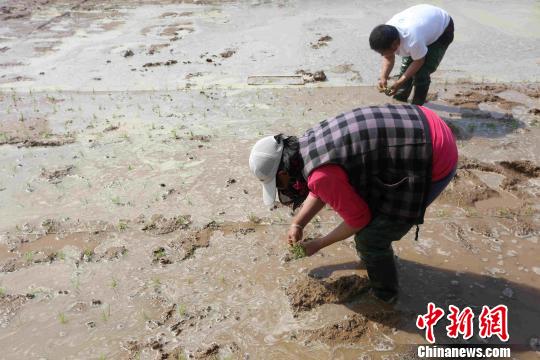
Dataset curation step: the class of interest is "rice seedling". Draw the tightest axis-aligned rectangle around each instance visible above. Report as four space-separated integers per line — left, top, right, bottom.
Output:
110 278 118 289
118 221 128 230
58 312 67 324
83 248 94 260
247 213 261 224
101 304 111 322
289 244 307 259
24 251 34 263
177 303 186 317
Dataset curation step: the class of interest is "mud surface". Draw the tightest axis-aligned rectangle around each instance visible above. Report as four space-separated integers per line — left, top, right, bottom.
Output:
446 90 520 110
286 275 369 312
0 1 539 359
301 313 369 345
0 81 538 359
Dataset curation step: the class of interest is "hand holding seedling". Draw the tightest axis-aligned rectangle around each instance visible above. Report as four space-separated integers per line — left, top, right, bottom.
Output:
287 237 325 259
378 85 393 96
378 81 404 96
287 224 303 245
289 243 307 259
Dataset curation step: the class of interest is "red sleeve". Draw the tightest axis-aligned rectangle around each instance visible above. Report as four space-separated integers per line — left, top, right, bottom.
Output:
307 164 372 229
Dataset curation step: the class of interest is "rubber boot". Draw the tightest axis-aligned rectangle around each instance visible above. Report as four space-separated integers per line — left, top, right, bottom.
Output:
411 83 430 105
393 78 413 103
365 256 399 303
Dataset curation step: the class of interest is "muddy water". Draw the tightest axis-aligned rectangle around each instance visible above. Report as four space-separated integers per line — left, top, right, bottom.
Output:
1 0 540 358
0 82 539 359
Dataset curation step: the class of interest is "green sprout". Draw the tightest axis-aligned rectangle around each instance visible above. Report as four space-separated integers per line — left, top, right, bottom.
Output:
58 312 67 324
153 248 166 260
248 213 261 224
150 278 163 293
110 278 118 289
72 277 80 291
289 244 307 259
102 304 111 322
177 303 186 317
83 248 94 260
118 221 128 230
24 251 34 263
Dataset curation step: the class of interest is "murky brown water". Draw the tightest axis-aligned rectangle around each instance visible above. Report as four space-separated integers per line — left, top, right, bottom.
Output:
1 0 540 359
0 82 538 359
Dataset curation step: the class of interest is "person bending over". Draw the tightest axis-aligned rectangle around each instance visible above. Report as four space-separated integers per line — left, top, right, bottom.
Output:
249 104 457 303
370 4 454 105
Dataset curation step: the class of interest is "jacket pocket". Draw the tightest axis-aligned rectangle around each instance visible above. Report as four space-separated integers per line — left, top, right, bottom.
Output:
373 172 409 190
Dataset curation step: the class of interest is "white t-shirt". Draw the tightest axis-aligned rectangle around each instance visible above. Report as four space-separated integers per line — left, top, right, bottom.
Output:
386 4 450 60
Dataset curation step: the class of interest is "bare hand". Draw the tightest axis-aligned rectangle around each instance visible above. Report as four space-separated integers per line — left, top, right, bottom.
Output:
388 79 404 95
300 238 322 256
287 225 303 245
378 78 388 92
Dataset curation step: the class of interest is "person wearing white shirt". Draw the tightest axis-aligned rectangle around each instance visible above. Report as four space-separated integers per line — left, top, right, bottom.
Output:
369 4 454 105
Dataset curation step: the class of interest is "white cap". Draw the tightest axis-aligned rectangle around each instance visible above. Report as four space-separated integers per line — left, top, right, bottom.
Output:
249 136 284 206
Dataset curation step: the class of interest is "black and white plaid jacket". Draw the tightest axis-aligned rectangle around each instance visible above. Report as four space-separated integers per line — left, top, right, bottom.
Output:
299 104 433 224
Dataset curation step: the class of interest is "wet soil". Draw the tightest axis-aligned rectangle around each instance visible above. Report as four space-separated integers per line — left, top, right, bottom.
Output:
498 160 540 178
0 132 75 147
0 293 32 328
220 49 236 59
286 275 369 312
439 168 499 207
140 214 192 235
301 313 369 345
0 82 538 358
446 90 520 110
0 1 539 356
295 70 327 83
310 35 332 49
441 157 540 206
40 165 74 183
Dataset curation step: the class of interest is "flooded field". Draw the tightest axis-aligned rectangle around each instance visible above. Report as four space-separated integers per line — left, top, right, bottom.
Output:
1 1 539 359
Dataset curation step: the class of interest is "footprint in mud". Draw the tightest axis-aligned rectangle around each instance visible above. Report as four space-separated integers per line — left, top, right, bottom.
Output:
285 275 369 312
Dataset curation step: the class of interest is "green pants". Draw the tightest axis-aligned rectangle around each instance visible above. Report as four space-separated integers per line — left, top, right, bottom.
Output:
354 215 413 265
394 19 454 105
354 214 413 300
